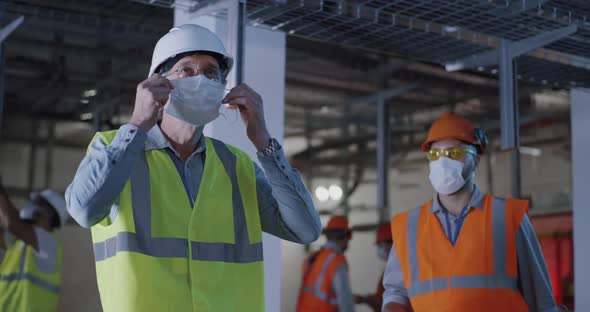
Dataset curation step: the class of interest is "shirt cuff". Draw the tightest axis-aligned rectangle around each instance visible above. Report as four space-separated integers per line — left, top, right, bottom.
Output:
258 147 296 179
382 294 410 310
109 124 147 154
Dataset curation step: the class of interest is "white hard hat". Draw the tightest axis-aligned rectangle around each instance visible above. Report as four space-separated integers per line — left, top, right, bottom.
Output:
37 190 69 228
149 24 234 78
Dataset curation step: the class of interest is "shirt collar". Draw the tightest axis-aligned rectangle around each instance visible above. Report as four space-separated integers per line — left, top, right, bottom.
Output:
144 125 206 155
430 185 484 214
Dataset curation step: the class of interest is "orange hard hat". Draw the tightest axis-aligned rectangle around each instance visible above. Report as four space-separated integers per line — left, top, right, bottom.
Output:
376 223 392 243
323 216 351 234
421 112 487 154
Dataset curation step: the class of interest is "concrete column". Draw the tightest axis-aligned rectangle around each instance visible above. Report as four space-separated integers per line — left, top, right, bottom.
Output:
571 88 590 311
175 9 285 312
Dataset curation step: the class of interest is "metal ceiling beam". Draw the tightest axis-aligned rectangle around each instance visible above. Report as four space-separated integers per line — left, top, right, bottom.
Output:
0 1 166 43
8 37 152 63
0 16 24 44
287 71 378 93
291 108 569 161
445 25 579 72
488 0 548 17
0 16 24 140
350 84 418 105
300 123 569 172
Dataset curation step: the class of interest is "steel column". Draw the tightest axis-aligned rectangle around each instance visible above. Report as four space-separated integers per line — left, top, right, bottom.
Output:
27 120 39 193
44 121 55 188
500 39 521 198
227 0 245 85
377 91 389 223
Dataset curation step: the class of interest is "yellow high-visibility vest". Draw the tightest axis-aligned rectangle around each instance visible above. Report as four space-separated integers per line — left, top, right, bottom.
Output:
0 233 62 312
91 130 264 312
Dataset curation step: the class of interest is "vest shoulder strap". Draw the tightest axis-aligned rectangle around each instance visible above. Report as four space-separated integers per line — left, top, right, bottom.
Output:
505 198 529 214
207 137 252 162
505 197 530 229
391 201 430 241
89 130 119 153
302 250 323 278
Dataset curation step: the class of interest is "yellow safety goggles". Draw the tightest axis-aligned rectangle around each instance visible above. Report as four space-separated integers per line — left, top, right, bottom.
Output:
427 147 477 161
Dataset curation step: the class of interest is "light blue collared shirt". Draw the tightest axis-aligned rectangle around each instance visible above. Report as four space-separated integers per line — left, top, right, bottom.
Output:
65 124 321 244
382 186 559 312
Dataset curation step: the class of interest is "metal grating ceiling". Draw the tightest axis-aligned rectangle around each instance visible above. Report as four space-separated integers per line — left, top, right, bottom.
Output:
132 0 590 87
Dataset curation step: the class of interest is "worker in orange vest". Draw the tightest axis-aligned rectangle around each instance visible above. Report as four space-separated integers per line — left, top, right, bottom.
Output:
382 112 559 312
297 216 355 312
355 223 392 311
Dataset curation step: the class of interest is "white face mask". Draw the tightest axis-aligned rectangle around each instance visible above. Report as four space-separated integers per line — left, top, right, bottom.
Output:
166 75 225 127
377 245 389 261
429 157 468 195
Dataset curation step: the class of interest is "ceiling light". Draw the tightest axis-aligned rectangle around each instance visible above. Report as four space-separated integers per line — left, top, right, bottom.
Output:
443 25 459 33
83 89 97 97
520 146 542 157
315 186 330 202
329 185 343 201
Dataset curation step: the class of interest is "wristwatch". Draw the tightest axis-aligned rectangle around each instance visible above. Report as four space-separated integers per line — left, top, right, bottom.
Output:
257 138 281 157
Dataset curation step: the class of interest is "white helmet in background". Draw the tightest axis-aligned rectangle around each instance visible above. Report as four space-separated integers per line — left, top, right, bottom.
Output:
149 24 234 78
37 190 69 229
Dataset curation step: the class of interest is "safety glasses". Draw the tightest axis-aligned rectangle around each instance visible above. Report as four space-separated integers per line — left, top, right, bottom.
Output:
427 147 476 161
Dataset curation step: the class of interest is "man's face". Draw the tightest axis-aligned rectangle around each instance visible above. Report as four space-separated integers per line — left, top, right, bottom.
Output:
164 54 221 82
430 138 479 177
161 54 222 117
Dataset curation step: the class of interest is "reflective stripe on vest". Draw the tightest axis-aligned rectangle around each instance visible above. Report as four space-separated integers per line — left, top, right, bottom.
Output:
405 197 518 298
93 138 263 263
0 245 60 294
302 250 339 305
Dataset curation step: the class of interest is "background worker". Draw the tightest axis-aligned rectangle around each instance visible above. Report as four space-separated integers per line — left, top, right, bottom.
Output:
383 112 558 312
297 216 355 312
0 182 69 312
355 223 393 311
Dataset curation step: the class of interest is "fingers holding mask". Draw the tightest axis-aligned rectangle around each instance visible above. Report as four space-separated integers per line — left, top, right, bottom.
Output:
222 84 262 114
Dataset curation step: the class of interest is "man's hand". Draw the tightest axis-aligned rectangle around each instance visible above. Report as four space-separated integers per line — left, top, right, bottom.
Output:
0 182 38 250
222 83 270 151
129 74 174 133
355 295 367 304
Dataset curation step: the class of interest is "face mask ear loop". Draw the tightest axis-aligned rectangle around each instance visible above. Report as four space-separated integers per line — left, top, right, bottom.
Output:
219 105 240 125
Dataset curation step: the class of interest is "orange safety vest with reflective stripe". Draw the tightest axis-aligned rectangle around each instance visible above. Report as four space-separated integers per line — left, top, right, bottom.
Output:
296 247 347 312
391 194 529 312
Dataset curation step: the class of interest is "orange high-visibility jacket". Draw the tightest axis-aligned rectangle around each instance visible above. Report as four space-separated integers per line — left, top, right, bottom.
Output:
297 247 347 312
391 193 530 312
